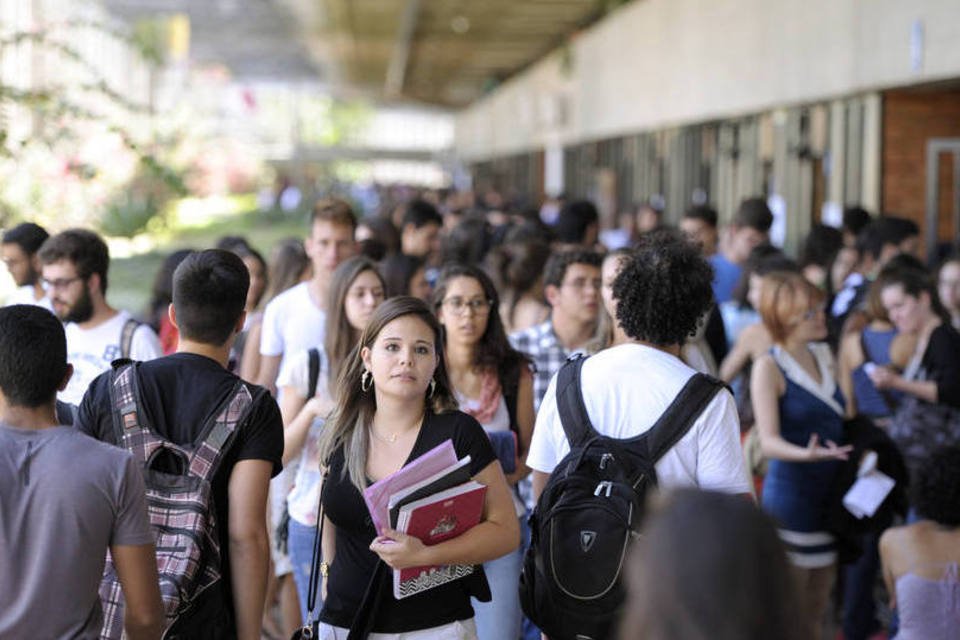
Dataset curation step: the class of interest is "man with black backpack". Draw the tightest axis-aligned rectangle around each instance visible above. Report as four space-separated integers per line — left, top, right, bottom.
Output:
77 249 284 640
523 231 752 640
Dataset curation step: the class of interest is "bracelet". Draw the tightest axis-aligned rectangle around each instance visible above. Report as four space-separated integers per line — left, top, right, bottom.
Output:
319 561 329 578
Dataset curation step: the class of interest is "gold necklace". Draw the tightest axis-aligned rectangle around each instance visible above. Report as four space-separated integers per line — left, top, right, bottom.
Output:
370 413 425 445
370 428 398 444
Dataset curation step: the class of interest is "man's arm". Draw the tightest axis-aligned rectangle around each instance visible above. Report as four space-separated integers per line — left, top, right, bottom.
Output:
227 459 273 640
110 543 164 640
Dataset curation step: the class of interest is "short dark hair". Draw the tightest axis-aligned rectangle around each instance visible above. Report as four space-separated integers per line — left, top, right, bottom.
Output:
401 199 443 229
613 229 714 346
554 200 599 244
0 305 67 407
860 216 921 260
800 224 843 269
733 197 774 232
913 446 960 527
842 206 872 236
878 215 919 246
2 222 49 254
543 248 603 289
683 205 718 228
37 228 110 292
172 250 249 346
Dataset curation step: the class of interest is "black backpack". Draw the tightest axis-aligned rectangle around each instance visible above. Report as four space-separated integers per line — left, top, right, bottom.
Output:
519 355 725 640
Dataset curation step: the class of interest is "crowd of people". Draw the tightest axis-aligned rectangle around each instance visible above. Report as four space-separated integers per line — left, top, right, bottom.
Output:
1 189 960 640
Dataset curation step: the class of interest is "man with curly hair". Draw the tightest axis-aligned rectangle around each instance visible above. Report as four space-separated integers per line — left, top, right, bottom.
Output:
529 230 751 501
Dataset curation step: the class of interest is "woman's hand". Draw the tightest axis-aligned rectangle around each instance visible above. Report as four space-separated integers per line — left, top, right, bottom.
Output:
369 529 430 570
804 433 853 461
867 365 900 390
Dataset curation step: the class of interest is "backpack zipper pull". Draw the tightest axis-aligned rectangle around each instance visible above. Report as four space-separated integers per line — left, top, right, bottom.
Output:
599 453 614 470
594 481 612 497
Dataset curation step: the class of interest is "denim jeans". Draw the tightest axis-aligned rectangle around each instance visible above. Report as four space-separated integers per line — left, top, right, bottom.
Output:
289 518 322 623
472 541 523 640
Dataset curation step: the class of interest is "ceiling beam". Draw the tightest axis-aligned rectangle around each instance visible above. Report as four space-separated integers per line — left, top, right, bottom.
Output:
384 0 421 98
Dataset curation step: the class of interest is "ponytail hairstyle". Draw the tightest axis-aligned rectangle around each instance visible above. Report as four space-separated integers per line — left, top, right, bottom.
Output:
317 296 458 492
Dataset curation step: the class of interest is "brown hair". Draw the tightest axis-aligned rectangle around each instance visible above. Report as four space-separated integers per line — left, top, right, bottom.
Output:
316 296 458 492
758 271 826 343
311 197 357 231
621 489 801 640
324 256 386 395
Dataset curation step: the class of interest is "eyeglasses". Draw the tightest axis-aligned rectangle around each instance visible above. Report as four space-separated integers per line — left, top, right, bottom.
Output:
562 277 602 291
441 297 492 315
41 276 83 291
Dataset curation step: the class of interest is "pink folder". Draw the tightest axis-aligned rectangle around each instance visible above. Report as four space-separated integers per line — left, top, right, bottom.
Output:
362 440 458 535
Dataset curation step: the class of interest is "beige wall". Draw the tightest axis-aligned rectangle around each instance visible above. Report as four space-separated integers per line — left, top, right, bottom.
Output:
455 0 960 161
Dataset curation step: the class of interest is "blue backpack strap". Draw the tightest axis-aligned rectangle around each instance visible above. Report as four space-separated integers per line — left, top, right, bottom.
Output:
643 373 726 463
555 354 598 448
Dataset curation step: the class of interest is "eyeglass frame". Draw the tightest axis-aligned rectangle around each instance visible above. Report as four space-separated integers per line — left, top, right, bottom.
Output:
41 275 85 291
440 296 493 316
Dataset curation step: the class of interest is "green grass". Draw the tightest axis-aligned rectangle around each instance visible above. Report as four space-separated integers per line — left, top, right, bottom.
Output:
108 204 310 314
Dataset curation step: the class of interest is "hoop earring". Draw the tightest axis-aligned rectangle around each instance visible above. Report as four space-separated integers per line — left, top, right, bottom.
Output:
361 370 373 392
428 378 436 399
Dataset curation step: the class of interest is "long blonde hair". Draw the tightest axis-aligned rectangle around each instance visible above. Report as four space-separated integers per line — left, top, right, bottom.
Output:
317 296 458 491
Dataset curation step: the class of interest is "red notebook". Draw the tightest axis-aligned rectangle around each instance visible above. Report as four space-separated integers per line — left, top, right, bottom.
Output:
392 481 487 599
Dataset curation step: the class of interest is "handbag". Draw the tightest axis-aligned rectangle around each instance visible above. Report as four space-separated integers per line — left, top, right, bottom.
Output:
290 470 328 640
289 469 387 640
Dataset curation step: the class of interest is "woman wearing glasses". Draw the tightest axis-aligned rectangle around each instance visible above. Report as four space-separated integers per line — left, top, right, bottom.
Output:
751 271 853 640
432 264 535 640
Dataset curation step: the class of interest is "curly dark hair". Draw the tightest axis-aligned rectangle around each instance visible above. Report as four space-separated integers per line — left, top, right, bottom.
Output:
613 229 714 346
912 445 960 527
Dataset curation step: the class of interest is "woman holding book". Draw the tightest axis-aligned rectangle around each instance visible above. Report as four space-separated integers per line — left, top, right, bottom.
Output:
433 264 534 640
316 296 520 639
277 255 386 621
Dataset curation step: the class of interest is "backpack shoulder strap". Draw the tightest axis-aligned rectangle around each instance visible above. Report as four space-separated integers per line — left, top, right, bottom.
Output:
555 354 598 448
644 373 726 463
187 381 255 480
120 317 141 360
307 347 321 399
108 361 161 461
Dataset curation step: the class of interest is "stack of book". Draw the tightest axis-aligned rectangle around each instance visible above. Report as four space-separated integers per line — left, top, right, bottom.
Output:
363 441 487 599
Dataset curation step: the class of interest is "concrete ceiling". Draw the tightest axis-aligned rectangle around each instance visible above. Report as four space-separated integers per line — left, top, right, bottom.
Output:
103 0 613 107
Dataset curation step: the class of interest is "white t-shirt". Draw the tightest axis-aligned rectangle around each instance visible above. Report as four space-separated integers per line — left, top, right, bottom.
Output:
527 343 752 495
278 348 330 527
5 285 53 312
259 283 326 386
60 311 163 404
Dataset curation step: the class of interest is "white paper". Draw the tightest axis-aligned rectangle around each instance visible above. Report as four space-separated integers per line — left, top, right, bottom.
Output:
843 470 896 519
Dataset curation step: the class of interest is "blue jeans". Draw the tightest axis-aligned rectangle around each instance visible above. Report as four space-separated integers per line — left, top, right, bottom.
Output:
472 539 523 640
289 518 322 623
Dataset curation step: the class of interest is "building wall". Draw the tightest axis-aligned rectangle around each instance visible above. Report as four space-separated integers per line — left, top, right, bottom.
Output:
455 0 960 162
882 87 960 255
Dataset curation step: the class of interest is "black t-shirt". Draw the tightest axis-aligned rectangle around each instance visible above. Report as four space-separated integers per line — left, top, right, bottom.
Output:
921 323 960 408
76 352 284 626
320 410 497 632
